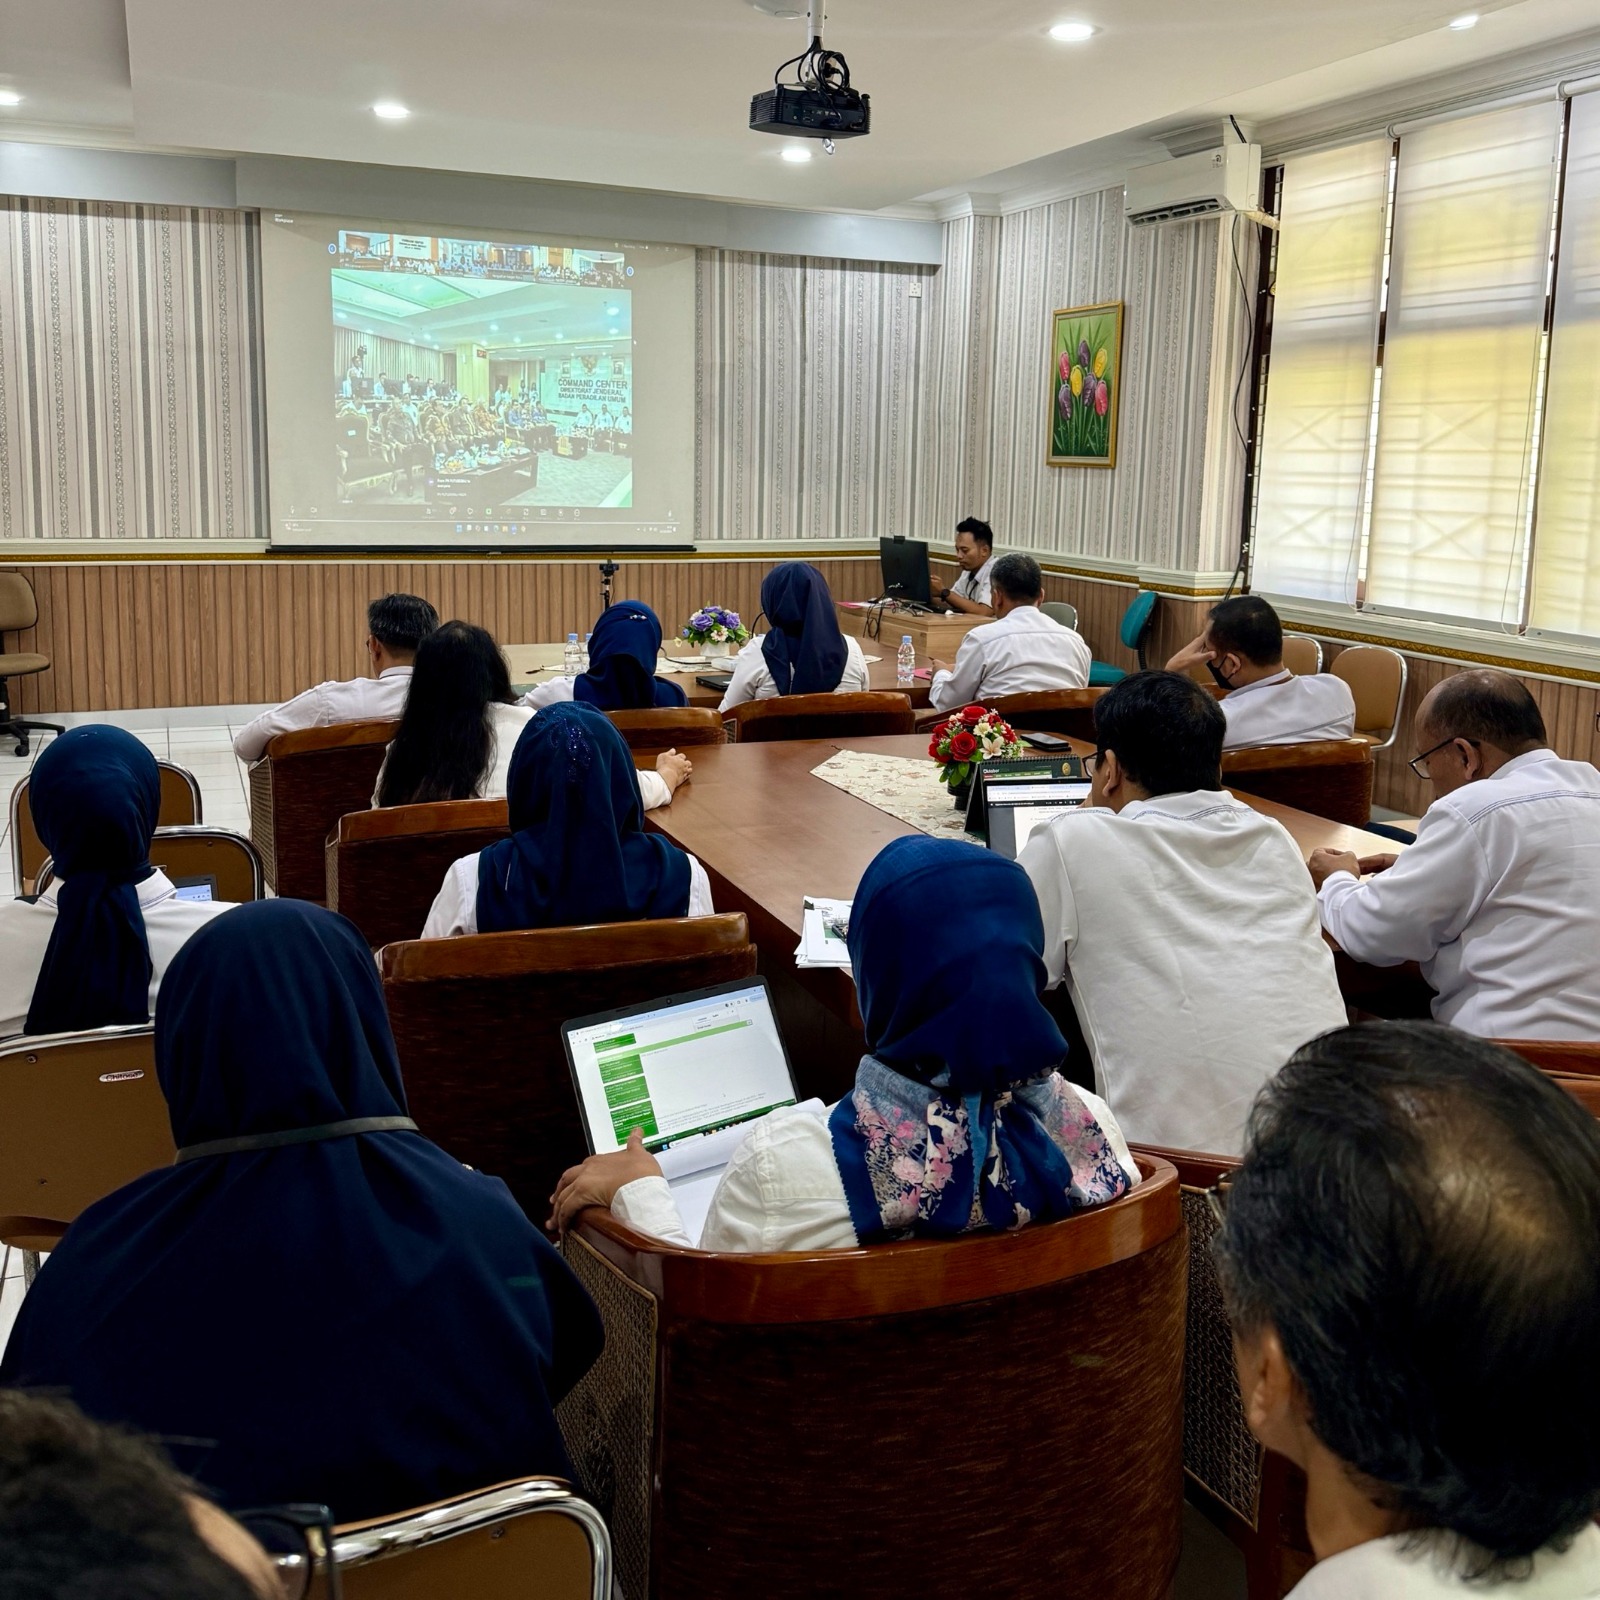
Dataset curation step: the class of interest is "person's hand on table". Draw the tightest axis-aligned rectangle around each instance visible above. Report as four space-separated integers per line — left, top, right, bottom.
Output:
929 657 953 676
1308 847 1362 889
656 748 692 793
547 1129 662 1237
1357 852 1399 876
1165 632 1215 673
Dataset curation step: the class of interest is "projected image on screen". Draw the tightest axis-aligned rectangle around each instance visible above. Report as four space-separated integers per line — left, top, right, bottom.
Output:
331 230 634 519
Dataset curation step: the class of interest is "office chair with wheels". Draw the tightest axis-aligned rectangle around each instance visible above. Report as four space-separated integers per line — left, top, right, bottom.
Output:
1088 591 1159 687
0 572 62 757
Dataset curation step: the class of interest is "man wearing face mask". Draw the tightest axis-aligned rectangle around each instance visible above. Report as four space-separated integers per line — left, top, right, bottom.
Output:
1166 595 1354 750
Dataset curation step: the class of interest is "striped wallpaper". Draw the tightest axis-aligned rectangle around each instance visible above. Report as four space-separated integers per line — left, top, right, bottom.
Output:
0 196 265 543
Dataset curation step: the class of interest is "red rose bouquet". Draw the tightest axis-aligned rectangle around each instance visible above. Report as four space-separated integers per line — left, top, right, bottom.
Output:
927 703 1022 788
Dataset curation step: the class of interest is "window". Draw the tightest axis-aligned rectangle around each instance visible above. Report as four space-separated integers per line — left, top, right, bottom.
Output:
1252 91 1600 643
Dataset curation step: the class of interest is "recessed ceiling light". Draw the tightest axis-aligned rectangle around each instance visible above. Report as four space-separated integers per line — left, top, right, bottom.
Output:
746 0 804 15
1448 11 1478 26
488 323 499 332
781 145 814 164
372 101 410 120
606 304 620 316
1049 20 1096 41
336 311 346 319
0 91 22 107
554 331 564 340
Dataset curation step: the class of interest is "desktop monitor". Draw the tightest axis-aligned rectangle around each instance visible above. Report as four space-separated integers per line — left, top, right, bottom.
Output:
879 537 932 607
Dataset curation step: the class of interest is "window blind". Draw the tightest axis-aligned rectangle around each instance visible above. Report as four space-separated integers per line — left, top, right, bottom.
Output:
1251 141 1390 605
1363 100 1563 627
1528 89 1600 636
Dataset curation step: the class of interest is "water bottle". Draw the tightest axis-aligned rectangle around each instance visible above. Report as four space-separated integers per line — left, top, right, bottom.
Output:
897 634 916 688
581 632 593 673
563 632 581 675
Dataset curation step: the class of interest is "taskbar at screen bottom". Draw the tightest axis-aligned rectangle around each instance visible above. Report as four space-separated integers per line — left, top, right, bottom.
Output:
275 515 685 549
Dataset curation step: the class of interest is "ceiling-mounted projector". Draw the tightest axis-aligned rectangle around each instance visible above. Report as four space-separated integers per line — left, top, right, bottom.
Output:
750 0 870 143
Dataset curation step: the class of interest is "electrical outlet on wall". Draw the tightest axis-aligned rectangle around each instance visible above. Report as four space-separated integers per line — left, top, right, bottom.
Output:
908 280 923 299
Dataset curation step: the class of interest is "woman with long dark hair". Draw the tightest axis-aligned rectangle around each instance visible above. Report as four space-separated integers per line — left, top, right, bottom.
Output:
373 620 531 806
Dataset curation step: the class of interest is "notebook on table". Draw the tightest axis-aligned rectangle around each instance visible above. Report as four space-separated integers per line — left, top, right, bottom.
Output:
562 978 813 1241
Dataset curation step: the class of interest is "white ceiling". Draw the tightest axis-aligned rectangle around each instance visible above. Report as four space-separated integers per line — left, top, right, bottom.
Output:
1 0 1597 212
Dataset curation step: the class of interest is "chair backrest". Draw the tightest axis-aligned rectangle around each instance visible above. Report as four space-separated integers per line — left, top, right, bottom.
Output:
1119 590 1159 666
727 691 913 743
0 570 39 634
1280 634 1324 675
1222 737 1374 827
984 686 1106 741
558 1157 1186 1600
1548 1072 1600 1117
11 760 202 895
306 1479 610 1600
37 826 265 904
328 799 509 948
1330 644 1407 748
247 719 397 902
381 915 756 1218
607 706 728 758
1494 1039 1600 1078
0 1026 174 1252
1040 600 1079 631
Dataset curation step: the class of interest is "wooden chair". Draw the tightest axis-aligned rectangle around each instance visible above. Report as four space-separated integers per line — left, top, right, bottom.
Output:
301 1479 611 1600
1330 644 1407 750
37 826 265 904
327 799 509 949
1223 737 1374 828
246 719 396 902
1494 1039 1600 1078
725 691 913 744
0 1027 174 1281
1132 1144 1313 1600
380 916 756 1220
1549 1073 1600 1117
556 1157 1186 1600
1280 634 1323 675
607 706 728 759
986 686 1106 740
12 759 202 897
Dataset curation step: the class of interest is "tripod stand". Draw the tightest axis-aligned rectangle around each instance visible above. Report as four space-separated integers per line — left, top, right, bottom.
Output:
598 559 620 613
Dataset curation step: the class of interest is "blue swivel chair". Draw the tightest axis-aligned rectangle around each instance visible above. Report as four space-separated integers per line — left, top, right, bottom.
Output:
1088 591 1159 686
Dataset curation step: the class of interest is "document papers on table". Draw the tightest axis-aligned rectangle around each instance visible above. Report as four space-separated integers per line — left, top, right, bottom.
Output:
796 896 853 969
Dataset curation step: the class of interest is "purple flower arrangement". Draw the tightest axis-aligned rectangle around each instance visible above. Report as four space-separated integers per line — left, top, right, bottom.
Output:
681 605 750 647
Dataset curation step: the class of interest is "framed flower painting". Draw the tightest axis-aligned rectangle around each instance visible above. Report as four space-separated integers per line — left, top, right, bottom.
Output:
1047 301 1124 469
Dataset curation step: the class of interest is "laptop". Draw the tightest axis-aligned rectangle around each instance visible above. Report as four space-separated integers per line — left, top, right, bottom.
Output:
982 770 1092 859
169 873 220 903
562 978 810 1240
695 671 734 690
964 753 1084 837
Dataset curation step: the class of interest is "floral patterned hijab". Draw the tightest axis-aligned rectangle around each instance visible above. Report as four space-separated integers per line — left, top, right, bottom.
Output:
828 837 1132 1243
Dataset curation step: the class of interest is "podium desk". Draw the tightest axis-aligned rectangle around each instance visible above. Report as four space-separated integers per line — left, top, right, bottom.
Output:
834 602 981 659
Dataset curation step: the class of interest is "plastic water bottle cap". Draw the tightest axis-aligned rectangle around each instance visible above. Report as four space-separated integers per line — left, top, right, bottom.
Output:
567 632 579 642
901 635 912 644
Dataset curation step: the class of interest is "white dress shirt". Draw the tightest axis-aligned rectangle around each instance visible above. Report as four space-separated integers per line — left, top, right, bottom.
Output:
421 851 713 939
1287 1524 1600 1599
928 605 1092 712
609 1085 1135 1250
1318 748 1600 1038
1018 790 1348 1155
0 872 236 1038
232 665 412 762
717 634 871 713
949 554 996 607
1221 669 1356 751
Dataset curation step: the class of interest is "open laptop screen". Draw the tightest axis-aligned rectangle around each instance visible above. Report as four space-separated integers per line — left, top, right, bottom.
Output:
562 978 798 1157
985 778 1092 859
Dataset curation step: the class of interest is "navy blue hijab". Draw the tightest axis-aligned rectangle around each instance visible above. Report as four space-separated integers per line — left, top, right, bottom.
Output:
760 562 848 696
0 901 603 1521
829 838 1131 1241
476 703 692 933
25 726 161 1037
573 600 686 710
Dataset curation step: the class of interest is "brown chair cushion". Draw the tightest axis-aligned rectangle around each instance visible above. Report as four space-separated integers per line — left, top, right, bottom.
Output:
0 652 50 676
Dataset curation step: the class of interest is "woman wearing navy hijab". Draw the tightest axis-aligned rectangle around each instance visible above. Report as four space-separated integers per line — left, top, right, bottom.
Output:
717 562 871 712
0 725 233 1038
422 702 713 938
548 836 1135 1250
0 900 604 1522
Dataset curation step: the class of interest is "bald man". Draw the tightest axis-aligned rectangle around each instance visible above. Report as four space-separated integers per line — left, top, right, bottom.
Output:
1310 669 1600 1038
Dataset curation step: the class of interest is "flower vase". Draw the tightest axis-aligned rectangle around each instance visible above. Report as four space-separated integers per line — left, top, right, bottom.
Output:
702 640 735 660
950 768 976 811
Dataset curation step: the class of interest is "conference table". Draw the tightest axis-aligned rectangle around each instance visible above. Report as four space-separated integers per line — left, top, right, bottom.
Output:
642 732 1411 1102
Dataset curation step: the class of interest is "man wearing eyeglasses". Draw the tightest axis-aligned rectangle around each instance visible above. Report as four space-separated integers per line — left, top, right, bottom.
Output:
1310 669 1600 1038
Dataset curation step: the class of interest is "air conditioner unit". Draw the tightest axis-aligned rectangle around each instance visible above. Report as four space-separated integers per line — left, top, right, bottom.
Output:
1124 143 1261 227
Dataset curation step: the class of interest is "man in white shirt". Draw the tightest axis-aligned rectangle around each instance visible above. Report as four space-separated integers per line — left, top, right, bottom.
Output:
928 554 1092 712
935 517 997 616
1017 671 1347 1153
1311 669 1600 1039
1167 595 1355 750
1213 1022 1600 1599
232 593 438 762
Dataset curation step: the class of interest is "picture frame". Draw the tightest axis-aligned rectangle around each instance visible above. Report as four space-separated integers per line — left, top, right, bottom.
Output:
1047 300 1124 469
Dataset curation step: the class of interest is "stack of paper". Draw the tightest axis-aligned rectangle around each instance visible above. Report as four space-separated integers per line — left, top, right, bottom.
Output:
796 896 853 969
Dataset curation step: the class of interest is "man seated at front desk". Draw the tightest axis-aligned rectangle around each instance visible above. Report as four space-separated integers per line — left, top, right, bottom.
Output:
1018 671 1348 1155
1310 669 1600 1040
1166 595 1355 750
932 517 997 616
231 593 438 762
927 554 1090 712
